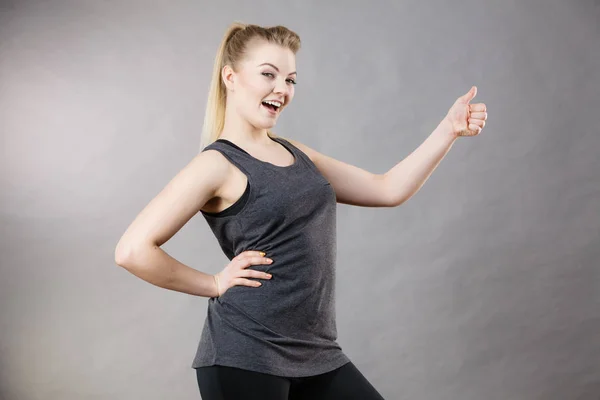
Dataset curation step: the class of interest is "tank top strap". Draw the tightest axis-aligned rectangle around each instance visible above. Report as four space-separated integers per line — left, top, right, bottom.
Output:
203 136 305 172
272 136 322 177
201 139 255 178
201 136 325 183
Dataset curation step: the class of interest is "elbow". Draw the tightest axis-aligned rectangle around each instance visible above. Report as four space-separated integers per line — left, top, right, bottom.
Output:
384 182 412 207
390 194 409 207
392 191 412 207
114 241 133 268
383 186 406 208
115 239 157 271
385 192 408 208
381 174 407 208
114 240 145 269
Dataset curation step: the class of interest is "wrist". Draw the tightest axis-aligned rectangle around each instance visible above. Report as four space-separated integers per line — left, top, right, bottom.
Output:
439 118 458 139
213 273 221 297
434 118 459 142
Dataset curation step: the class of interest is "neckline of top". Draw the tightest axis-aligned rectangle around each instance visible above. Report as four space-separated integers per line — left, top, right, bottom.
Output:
215 135 298 169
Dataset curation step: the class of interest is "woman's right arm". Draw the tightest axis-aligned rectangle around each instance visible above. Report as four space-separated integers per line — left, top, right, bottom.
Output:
114 149 229 298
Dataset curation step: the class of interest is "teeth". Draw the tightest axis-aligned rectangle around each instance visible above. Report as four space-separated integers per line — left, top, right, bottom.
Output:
263 100 282 108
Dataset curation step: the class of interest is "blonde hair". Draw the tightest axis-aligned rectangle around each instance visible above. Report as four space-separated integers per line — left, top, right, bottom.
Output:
199 22 301 150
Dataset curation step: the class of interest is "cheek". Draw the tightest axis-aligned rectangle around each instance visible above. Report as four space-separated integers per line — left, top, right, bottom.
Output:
245 76 269 93
286 88 295 104
236 87 260 113
237 74 261 95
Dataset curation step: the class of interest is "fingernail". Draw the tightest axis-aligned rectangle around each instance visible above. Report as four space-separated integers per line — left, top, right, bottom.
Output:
260 251 266 256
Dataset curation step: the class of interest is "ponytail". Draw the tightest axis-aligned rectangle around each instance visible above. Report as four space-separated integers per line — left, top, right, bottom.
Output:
199 22 245 150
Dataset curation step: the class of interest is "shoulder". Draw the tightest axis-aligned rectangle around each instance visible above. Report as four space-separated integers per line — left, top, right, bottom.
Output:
187 145 233 196
197 144 231 171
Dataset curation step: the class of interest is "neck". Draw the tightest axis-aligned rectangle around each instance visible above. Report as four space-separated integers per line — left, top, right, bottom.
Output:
220 103 272 146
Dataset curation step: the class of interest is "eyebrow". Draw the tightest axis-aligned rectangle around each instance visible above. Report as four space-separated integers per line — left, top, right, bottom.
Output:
259 63 297 76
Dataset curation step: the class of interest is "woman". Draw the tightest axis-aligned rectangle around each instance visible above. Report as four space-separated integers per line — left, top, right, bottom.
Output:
115 22 487 399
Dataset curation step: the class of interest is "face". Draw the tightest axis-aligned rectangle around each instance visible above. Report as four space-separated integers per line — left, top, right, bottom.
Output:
222 40 297 130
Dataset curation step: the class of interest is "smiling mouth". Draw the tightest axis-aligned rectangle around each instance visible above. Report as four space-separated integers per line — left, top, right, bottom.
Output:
261 102 281 113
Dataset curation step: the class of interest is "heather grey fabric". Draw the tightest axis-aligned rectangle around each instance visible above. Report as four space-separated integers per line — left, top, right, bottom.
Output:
191 136 351 377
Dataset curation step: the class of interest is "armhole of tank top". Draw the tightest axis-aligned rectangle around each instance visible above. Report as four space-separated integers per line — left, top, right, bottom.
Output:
200 145 252 219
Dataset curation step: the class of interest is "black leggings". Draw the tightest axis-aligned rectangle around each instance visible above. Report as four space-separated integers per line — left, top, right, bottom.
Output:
195 361 385 400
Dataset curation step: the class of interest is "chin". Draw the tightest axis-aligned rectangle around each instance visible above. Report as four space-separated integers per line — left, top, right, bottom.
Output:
252 118 277 130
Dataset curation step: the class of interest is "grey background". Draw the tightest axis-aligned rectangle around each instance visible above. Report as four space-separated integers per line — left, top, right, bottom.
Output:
1 0 599 399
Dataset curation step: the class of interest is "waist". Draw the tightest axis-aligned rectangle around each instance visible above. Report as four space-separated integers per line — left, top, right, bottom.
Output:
214 281 337 341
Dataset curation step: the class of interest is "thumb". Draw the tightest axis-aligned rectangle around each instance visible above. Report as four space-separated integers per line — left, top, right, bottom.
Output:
458 86 477 104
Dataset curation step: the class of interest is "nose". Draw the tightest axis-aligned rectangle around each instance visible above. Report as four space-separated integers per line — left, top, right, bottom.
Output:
273 77 290 97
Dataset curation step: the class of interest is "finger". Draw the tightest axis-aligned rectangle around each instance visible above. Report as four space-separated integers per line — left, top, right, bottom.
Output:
469 111 487 120
244 250 267 257
469 103 486 112
468 118 485 128
239 256 273 269
468 123 482 134
233 251 261 262
235 250 266 263
233 277 262 287
459 86 477 103
243 269 273 279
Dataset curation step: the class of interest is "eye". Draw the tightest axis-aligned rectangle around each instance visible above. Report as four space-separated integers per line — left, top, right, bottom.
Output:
262 72 274 78
286 78 297 85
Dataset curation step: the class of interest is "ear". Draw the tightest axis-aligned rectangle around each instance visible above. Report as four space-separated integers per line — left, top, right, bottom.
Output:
221 65 235 91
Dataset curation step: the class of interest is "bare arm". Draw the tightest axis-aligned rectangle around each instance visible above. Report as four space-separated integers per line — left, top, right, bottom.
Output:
285 137 391 207
114 149 229 298
286 123 456 208
383 119 458 206
284 88 487 208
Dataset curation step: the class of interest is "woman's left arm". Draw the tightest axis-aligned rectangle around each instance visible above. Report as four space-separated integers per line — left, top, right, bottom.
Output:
287 86 487 208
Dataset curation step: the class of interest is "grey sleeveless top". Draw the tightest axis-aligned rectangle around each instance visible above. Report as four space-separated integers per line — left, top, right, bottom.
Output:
191 135 350 377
